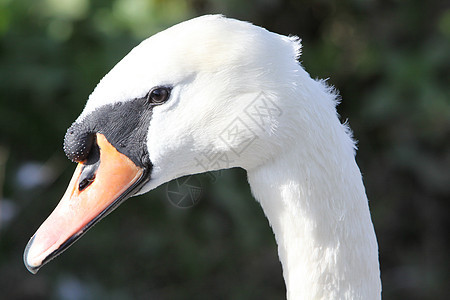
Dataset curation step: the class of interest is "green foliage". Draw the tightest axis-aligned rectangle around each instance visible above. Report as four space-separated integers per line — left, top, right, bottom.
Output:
0 0 448 299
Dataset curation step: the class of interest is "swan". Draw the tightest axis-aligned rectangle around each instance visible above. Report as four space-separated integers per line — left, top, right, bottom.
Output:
24 15 381 299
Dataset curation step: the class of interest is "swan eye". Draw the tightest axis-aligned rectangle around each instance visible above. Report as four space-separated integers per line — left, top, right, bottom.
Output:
147 87 170 104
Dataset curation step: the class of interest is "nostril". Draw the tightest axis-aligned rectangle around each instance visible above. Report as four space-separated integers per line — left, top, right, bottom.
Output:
79 173 95 191
78 143 100 191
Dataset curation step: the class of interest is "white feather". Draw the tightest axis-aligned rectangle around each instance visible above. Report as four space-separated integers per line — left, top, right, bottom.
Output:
78 15 381 299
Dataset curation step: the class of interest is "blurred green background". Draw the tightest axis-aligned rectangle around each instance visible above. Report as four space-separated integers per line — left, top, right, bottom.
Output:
0 0 449 299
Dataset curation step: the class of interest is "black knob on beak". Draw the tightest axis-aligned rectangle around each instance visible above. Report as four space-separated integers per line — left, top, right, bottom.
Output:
63 122 95 163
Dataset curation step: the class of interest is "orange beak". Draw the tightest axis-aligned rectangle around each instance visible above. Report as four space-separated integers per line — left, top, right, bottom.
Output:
24 133 148 273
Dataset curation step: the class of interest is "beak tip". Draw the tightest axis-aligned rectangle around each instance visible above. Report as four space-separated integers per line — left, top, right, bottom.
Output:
25 264 40 275
23 235 42 274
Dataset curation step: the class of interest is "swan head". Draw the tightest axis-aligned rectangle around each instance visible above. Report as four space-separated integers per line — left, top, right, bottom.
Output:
24 15 303 273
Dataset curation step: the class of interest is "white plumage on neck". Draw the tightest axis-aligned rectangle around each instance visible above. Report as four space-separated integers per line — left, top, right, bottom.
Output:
243 65 381 298
247 125 381 299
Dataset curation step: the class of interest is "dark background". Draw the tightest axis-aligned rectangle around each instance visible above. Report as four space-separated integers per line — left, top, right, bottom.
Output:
1 0 449 299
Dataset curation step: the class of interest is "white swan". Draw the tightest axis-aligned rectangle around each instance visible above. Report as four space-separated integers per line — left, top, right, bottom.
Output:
24 15 381 299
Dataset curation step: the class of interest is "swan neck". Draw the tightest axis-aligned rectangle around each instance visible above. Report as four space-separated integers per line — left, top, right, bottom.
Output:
247 144 381 299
